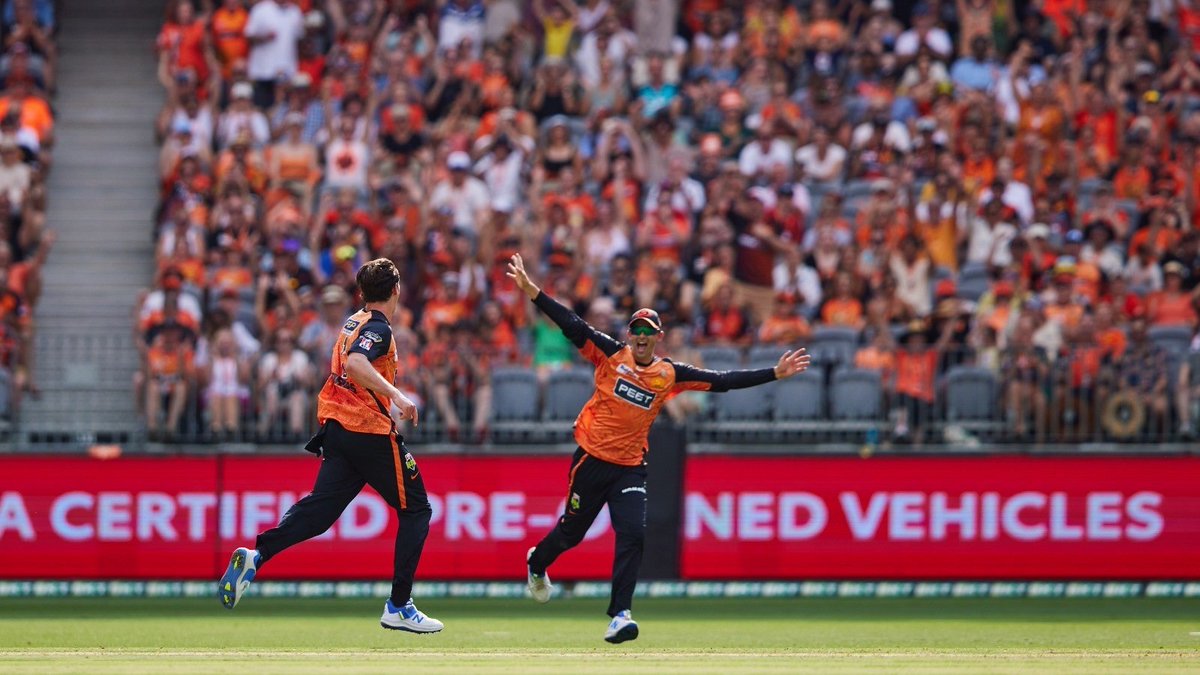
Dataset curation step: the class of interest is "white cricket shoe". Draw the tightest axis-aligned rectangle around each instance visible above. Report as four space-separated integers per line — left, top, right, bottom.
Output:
380 598 444 633
604 610 639 643
526 546 552 604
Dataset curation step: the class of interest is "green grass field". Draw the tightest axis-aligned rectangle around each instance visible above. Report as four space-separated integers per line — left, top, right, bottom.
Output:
0 597 1197 673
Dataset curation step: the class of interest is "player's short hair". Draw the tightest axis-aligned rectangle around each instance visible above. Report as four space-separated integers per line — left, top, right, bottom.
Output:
356 258 400 303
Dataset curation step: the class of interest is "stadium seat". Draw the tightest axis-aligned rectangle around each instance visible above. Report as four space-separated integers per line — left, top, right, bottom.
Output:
543 368 593 422
843 180 874 201
944 366 999 422
490 368 540 426
698 345 742 371
1148 325 1192 360
770 370 825 425
829 369 883 421
806 326 860 369
956 275 990 302
714 385 772 421
747 345 788 369
959 262 989 282
1116 200 1141 229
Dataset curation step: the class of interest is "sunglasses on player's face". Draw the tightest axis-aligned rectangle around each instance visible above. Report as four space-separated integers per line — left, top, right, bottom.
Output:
629 324 659 337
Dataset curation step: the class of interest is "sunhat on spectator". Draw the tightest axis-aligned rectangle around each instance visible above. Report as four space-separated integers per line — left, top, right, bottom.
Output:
321 285 349 305
446 151 471 171
291 72 312 89
1026 224 1051 240
231 82 253 100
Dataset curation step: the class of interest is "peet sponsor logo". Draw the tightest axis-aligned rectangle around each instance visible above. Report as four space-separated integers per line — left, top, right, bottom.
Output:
614 378 655 409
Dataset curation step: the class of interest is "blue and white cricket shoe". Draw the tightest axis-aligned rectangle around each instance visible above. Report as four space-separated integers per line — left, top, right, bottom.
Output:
380 598 444 633
218 547 260 610
604 610 639 643
526 546 552 604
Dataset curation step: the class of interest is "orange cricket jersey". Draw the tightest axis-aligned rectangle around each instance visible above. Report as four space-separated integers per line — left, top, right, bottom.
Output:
532 292 776 466
316 308 396 435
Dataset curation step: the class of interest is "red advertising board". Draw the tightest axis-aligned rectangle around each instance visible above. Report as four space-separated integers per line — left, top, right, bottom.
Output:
0 455 613 580
682 456 1200 579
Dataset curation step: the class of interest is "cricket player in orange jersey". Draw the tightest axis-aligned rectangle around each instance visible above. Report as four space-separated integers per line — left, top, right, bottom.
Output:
507 253 810 643
218 259 443 633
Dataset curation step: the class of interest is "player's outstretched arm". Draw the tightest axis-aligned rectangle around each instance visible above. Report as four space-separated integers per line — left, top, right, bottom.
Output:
507 253 622 360
671 348 810 392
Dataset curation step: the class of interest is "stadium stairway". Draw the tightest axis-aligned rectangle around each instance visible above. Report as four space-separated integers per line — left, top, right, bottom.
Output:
17 0 160 447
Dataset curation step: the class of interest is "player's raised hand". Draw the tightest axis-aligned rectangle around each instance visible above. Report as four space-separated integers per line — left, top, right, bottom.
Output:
507 253 541 300
773 348 811 379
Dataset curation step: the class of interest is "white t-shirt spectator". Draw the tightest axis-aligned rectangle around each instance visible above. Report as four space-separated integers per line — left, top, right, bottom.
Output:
794 143 847 183
216 108 270 149
430 176 491 233
643 176 706 215
0 157 30 206
895 27 953 59
438 0 486 56
889 254 932 317
738 138 793 178
244 0 304 81
851 121 912 153
966 218 1017 267
575 29 638 88
171 107 214 150
979 181 1034 226
773 260 823 314
258 349 311 389
1125 257 1164 293
474 150 524 213
323 137 369 191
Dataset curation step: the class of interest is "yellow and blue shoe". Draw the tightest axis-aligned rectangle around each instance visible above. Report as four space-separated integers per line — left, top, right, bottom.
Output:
380 598 444 633
218 547 260 610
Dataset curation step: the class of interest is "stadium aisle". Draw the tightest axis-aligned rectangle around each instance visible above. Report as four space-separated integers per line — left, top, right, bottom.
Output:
21 0 160 444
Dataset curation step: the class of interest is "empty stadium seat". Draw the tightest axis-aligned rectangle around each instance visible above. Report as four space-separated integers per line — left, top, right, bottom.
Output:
714 385 772 421
944 366 999 422
490 368 540 423
543 368 594 421
806 326 860 368
698 345 742 371
956 276 990 302
747 345 788 369
771 370 825 422
829 369 883 420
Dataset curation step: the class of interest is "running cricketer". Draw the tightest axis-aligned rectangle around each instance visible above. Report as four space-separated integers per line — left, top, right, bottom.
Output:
507 253 810 643
218 258 443 633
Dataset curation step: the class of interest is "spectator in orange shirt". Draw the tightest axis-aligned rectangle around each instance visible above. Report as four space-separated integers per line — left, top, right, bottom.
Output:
1146 261 1198 327
855 329 897 391
820 272 865 328
210 0 249 80
892 318 952 444
696 281 751 345
143 323 194 441
757 292 811 345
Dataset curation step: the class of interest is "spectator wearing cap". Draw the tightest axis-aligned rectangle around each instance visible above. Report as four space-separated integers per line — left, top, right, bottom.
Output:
216 81 270 149
298 284 350 364
244 0 304 109
430 151 491 235
696 280 751 345
1146 261 1198 327
891 317 953 444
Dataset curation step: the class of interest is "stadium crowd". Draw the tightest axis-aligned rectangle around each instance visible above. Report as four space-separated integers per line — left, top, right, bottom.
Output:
0 0 57 424
138 0 1200 445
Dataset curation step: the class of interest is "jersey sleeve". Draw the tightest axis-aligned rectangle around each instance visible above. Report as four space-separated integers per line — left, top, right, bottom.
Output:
533 291 623 365
346 317 393 362
670 360 777 393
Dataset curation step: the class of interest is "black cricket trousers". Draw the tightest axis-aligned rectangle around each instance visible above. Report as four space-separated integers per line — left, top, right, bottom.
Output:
527 447 647 617
255 420 432 605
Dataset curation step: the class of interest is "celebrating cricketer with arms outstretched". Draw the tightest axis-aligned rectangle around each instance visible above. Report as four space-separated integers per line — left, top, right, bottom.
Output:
507 253 810 643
